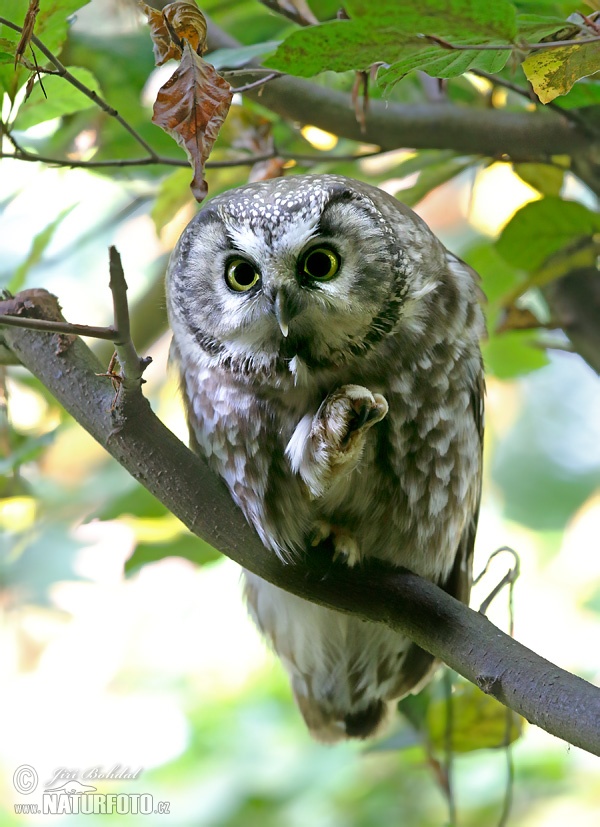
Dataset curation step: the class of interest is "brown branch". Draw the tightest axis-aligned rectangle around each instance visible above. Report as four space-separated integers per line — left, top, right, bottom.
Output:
0 249 152 387
108 247 151 385
0 312 115 339
469 70 596 136
1 287 599 757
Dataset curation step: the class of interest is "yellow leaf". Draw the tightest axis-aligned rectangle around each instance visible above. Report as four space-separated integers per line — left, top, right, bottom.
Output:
523 42 600 104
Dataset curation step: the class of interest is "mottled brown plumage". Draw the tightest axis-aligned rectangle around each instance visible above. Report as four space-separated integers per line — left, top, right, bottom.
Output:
167 174 485 741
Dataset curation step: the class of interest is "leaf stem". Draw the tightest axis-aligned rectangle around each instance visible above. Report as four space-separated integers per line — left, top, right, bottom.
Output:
424 33 600 52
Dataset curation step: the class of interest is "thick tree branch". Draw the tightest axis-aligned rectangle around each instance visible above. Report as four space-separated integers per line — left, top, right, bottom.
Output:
1 288 599 757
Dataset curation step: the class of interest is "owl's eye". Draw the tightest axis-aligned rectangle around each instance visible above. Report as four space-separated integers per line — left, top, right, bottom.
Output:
300 246 340 281
225 257 260 292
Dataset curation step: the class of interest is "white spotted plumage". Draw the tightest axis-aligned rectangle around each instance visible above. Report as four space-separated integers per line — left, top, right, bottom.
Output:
167 174 485 741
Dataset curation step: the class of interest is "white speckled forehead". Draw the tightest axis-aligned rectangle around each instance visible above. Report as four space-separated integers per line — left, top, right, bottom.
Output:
215 176 336 229
210 176 354 259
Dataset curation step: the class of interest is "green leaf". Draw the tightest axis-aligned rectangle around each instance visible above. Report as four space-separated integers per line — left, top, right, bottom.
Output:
512 163 564 197
483 330 549 378
345 0 517 39
464 240 549 378
555 79 600 108
465 239 523 306
125 534 221 574
0 0 90 100
0 37 15 64
9 206 76 293
151 168 196 234
378 43 509 87
523 41 600 104
427 682 522 753
496 197 600 270
207 41 282 70
265 20 389 76
266 0 517 78
0 0 90 54
14 66 101 130
0 430 58 475
516 13 579 43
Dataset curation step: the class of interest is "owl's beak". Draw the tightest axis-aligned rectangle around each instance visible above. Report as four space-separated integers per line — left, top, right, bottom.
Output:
274 290 290 338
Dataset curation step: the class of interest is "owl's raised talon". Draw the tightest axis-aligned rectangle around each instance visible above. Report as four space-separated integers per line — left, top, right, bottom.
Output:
342 387 388 442
322 385 388 450
290 385 388 498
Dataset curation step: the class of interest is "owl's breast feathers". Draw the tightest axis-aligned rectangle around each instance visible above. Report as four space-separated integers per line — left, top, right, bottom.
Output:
179 324 482 585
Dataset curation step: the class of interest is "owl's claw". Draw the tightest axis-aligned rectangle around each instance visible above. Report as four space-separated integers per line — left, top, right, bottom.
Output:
287 385 388 500
311 521 361 567
343 388 388 442
322 385 388 451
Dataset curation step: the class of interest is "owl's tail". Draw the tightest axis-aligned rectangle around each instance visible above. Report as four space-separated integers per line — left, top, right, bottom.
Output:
292 680 391 743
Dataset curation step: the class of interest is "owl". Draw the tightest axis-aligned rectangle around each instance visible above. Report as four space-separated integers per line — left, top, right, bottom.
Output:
166 174 485 742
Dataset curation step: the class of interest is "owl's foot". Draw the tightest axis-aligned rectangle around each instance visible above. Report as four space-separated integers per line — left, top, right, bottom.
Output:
286 384 388 498
321 384 388 448
311 521 361 567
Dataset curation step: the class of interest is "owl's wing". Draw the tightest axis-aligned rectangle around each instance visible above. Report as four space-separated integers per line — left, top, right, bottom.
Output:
390 364 485 699
442 364 485 604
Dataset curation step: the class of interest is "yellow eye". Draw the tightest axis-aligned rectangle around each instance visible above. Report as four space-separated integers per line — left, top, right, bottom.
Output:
301 246 340 281
225 257 260 292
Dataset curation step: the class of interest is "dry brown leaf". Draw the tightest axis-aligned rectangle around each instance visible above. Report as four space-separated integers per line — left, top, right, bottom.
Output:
248 157 286 183
163 1 208 56
14 0 40 68
152 43 232 201
139 1 208 65
139 1 182 65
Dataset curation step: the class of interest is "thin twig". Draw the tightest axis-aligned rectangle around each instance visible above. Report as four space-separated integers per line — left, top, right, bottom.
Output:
474 546 520 827
0 312 116 339
424 33 600 51
108 247 151 385
1 130 385 170
1 16 160 160
475 546 520 616
232 72 283 93
470 69 597 136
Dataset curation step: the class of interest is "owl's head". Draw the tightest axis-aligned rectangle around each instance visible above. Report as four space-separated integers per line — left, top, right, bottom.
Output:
167 174 459 384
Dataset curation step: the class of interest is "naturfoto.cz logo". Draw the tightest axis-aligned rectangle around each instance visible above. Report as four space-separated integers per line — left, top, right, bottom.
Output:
12 765 170 816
